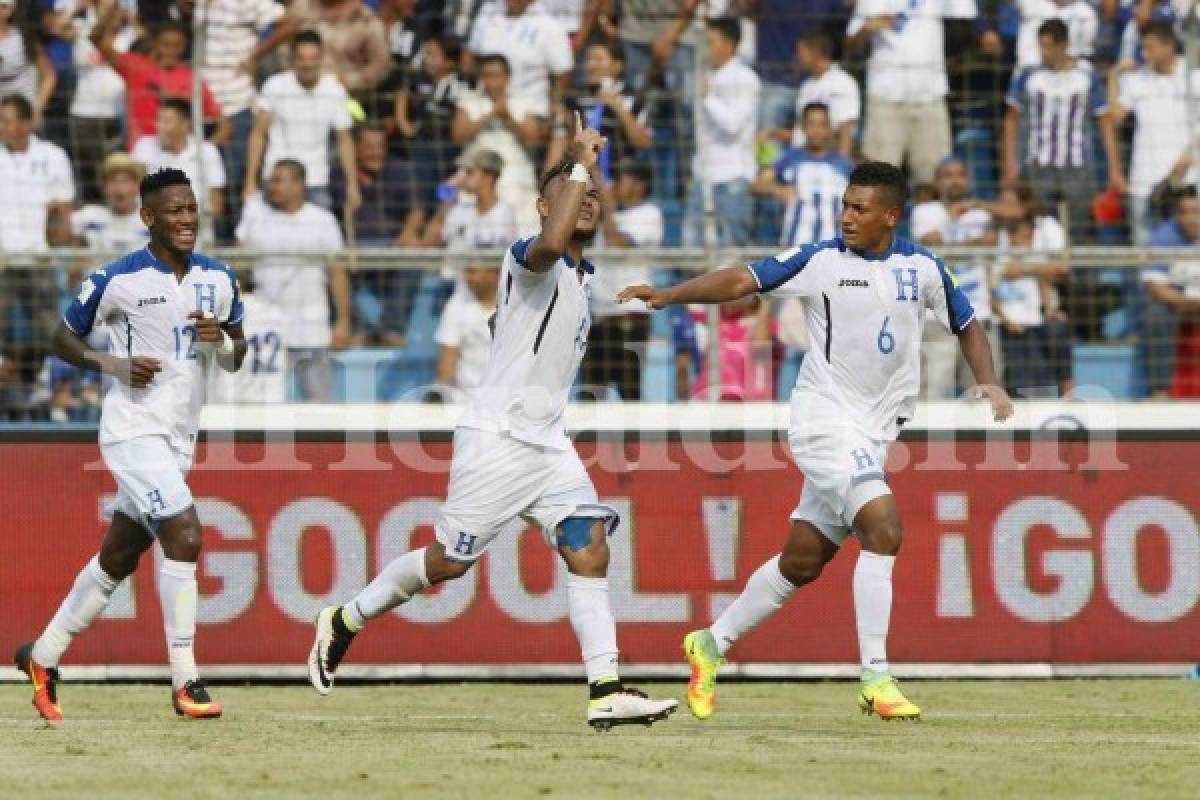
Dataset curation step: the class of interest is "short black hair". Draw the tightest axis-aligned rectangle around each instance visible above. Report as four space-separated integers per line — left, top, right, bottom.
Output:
478 53 511 74
1142 20 1178 46
588 39 624 64
1 94 32 121
159 96 192 119
616 159 653 195
800 101 830 121
274 158 307 183
293 29 323 49
847 161 908 209
539 159 577 194
427 35 461 62
154 20 188 39
1037 18 1069 44
798 30 834 59
354 120 388 139
140 167 191 204
707 17 741 47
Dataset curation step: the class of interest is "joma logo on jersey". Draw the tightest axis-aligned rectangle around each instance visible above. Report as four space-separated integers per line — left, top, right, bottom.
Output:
839 279 868 288
138 296 168 307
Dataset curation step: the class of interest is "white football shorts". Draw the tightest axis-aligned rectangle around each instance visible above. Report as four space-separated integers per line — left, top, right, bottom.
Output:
101 434 195 533
434 427 618 562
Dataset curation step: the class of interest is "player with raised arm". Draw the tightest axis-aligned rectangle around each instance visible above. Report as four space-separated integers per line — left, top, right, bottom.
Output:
13 168 247 721
307 114 678 731
619 161 1014 722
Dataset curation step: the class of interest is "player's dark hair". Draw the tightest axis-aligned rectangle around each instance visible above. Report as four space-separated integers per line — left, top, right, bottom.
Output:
539 159 576 195
274 158 307 184
1037 18 1069 44
159 96 192 119
293 29 323 49
0 93 33 121
139 167 191 204
354 120 388 140
848 161 909 209
798 30 834 59
588 39 624 65
616 159 653 195
478 53 511 74
800 101 830 121
707 17 741 48
153 20 188 40
1142 20 1178 46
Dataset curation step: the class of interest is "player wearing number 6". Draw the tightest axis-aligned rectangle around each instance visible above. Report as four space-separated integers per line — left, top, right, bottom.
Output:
13 168 247 721
618 161 1014 722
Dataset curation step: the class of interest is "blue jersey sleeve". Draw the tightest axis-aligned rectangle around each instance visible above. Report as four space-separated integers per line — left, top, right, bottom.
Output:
63 268 111 336
1005 67 1030 111
510 236 537 268
1089 72 1107 116
747 242 820 293
936 258 976 334
227 271 245 325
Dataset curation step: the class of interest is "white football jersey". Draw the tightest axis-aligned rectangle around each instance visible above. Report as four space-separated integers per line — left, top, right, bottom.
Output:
458 237 593 451
207 294 286 404
748 236 975 441
64 247 244 454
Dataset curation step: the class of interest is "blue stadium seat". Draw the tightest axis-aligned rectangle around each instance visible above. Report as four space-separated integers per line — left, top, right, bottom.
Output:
1073 344 1137 399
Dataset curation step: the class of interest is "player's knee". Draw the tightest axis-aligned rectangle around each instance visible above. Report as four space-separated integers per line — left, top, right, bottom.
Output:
860 519 903 556
98 548 140 580
159 512 203 562
778 550 824 586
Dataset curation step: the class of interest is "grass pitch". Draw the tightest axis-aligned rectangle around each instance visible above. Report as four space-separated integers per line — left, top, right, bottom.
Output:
1 680 1196 799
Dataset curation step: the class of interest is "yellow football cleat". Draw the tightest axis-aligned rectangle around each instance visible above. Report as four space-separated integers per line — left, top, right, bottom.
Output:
682 629 723 720
857 675 921 721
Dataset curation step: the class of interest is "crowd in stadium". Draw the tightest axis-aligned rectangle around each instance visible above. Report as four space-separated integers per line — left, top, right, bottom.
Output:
0 0 1199 420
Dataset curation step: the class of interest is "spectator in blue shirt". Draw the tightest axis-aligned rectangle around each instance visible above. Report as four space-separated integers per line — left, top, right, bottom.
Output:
1140 187 1200 397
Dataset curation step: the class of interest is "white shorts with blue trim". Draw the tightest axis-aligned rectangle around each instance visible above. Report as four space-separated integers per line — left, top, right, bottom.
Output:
787 395 892 546
101 435 194 534
434 428 618 563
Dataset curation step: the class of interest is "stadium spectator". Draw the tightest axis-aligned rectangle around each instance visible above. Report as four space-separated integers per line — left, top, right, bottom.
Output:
753 0 851 132
33 352 104 422
70 153 149 253
911 155 1003 399
1141 187 1200 398
420 147 516 248
1108 21 1200 245
994 209 1073 397
846 0 977 184
755 102 853 248
287 0 391 95
207 274 289 404
673 295 780 402
90 8 229 149
331 122 424 345
548 40 651 183
393 34 463 208
376 0 433 92
67 0 136 204
452 53 543 235
193 0 296 212
1004 18 1113 242
581 159 663 401
433 260 499 397
785 30 860 159
237 159 351 401
622 0 697 97
0 0 55 124
245 29 360 211
467 0 573 117
1014 0 1099 67
684 17 759 248
132 98 227 224
1116 0 1180 66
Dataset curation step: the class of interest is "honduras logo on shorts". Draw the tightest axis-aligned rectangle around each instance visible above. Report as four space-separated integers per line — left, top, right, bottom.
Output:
453 532 478 556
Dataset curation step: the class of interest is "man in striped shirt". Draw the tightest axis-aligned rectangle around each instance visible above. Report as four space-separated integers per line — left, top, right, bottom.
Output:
1002 17 1114 242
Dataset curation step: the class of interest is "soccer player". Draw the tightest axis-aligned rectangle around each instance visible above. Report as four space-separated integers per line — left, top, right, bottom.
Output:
307 115 678 731
619 161 1014 721
13 168 247 721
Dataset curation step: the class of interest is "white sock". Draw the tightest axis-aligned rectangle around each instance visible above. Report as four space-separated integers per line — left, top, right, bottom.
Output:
854 551 896 676
567 574 619 684
709 555 795 656
344 548 430 630
159 558 199 690
31 555 120 668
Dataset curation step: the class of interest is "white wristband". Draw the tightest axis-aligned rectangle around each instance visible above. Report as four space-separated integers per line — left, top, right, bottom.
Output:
569 163 590 183
217 329 235 357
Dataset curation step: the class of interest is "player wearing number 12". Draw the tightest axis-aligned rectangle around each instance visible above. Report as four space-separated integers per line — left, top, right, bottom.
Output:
619 161 1014 722
13 168 247 721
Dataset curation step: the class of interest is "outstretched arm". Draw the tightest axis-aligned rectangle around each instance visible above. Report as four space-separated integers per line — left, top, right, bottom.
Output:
957 318 1013 421
617 265 759 310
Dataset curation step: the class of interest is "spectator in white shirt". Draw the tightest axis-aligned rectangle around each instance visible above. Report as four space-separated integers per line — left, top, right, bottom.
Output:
467 0 574 117
421 147 518 248
132 97 227 225
684 17 760 248
583 159 663 400
237 159 351 401
847 0 977 184
434 260 499 398
1108 20 1200 244
71 153 149 254
787 30 860 159
244 29 360 211
207 275 290 404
